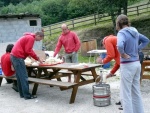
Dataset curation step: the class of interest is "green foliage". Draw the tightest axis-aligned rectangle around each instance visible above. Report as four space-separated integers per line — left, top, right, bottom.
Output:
67 0 93 18
0 0 145 26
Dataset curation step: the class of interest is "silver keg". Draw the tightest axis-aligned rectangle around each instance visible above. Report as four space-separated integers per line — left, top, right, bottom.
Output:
93 70 111 107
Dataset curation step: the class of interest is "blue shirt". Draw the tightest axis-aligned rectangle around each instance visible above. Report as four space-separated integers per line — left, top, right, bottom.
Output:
117 27 150 63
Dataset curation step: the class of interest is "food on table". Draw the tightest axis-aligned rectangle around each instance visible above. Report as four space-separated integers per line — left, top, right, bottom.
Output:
44 57 63 65
24 57 32 65
31 61 40 66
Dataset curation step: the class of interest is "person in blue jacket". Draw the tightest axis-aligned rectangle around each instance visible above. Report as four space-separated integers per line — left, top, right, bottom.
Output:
116 14 150 113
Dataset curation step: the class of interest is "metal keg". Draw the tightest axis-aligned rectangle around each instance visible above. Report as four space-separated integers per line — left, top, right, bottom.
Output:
92 70 111 107
93 83 111 107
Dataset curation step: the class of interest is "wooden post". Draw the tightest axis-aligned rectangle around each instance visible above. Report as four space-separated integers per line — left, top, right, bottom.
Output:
72 19 74 29
137 6 139 16
94 14 96 25
49 26 51 36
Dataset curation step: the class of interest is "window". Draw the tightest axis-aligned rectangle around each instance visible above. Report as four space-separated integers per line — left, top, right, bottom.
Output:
29 20 37 26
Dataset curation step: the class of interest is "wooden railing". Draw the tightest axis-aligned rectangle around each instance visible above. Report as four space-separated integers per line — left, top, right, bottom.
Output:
43 2 150 36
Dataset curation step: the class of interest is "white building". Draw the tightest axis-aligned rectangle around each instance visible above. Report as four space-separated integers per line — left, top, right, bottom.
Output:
0 14 43 57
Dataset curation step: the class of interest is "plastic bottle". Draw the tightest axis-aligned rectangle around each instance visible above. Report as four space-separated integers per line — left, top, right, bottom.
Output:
99 70 103 83
95 69 103 84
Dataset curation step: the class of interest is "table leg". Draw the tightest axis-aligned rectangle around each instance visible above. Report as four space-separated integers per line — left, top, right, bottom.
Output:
37 69 43 78
48 69 60 79
26 67 32 77
32 83 39 95
0 77 3 86
69 85 78 104
140 63 145 83
90 68 98 80
73 71 81 83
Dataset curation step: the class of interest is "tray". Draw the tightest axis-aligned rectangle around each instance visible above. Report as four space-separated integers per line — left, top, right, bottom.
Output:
39 62 63 66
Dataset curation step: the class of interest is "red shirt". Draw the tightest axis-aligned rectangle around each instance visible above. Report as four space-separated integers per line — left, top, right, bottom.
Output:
11 33 38 60
1 53 15 76
54 31 80 57
103 35 120 74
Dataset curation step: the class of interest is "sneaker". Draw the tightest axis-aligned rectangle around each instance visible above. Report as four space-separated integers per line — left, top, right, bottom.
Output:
118 106 123 110
24 95 37 100
116 101 121 105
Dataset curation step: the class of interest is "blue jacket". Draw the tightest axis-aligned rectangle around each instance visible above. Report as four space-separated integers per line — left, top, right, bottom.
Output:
117 27 150 63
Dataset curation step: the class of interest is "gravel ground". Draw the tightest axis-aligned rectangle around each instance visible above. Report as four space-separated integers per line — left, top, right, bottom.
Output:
0 71 150 113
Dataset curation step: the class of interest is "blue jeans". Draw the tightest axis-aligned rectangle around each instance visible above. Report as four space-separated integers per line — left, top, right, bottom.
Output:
11 55 31 98
65 52 78 63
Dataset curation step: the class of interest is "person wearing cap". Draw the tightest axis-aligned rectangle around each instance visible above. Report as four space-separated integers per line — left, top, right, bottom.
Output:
53 24 81 82
10 31 44 100
116 14 149 113
96 35 120 78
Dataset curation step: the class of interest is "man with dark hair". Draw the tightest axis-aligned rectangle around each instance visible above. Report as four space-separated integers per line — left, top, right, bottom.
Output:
10 31 44 100
1 44 18 92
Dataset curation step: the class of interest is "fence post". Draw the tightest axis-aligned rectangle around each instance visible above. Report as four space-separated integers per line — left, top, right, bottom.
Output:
94 14 96 25
72 19 74 29
49 26 51 36
137 6 139 16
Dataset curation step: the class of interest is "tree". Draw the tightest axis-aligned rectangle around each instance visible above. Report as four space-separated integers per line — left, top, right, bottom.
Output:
67 0 94 19
91 0 138 34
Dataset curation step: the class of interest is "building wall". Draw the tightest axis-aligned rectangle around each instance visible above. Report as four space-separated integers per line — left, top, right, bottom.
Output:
0 17 42 57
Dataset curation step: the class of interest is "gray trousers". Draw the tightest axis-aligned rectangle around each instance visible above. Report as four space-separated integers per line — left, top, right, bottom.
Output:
120 61 144 113
65 52 78 63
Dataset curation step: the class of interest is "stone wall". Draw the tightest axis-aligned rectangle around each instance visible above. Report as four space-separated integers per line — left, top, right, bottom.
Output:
0 17 42 57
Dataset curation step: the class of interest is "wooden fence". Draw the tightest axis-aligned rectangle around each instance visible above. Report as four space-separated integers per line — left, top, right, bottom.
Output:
43 2 150 36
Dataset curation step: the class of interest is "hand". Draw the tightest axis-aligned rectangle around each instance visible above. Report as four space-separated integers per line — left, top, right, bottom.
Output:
106 73 116 78
38 58 43 64
96 57 103 64
121 53 130 59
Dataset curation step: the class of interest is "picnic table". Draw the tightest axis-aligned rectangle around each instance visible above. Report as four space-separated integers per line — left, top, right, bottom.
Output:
26 63 102 103
141 60 150 82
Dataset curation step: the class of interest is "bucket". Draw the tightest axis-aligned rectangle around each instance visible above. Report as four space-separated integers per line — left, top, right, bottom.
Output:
92 70 111 107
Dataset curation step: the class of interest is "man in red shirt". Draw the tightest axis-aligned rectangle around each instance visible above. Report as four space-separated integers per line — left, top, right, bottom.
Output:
96 35 120 78
53 24 81 82
1 44 18 92
10 31 44 100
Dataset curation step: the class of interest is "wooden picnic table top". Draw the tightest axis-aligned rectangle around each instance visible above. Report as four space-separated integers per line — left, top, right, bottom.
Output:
26 63 102 71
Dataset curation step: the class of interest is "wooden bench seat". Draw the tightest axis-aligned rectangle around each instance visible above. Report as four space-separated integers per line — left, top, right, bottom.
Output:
0 75 17 86
47 69 93 76
0 75 78 104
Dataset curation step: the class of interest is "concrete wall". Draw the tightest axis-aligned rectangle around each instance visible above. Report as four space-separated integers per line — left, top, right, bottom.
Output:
0 17 42 57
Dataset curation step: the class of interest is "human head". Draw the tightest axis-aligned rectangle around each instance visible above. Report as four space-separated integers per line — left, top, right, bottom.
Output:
61 24 69 34
6 44 14 52
35 31 44 41
116 14 130 31
100 39 104 48
100 36 108 49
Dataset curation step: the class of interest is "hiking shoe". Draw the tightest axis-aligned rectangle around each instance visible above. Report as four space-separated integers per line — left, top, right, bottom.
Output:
116 101 121 105
118 106 123 110
24 95 37 100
